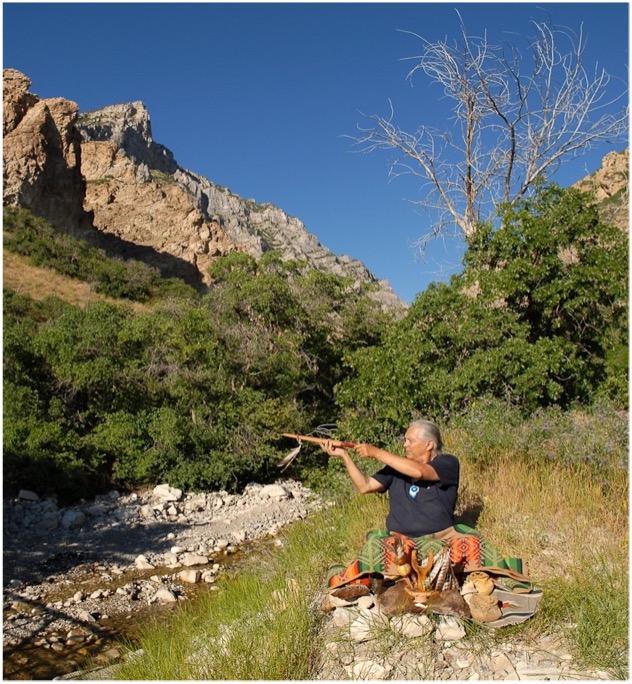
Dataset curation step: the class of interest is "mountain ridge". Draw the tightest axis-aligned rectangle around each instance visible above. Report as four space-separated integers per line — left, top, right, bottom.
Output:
3 69 403 310
3 68 627 310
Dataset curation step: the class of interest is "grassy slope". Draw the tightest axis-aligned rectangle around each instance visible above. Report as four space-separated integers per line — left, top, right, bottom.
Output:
3 249 145 311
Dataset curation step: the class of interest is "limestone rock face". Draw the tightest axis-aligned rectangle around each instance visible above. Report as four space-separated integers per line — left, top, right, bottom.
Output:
77 99 404 308
81 139 234 284
3 69 90 233
574 148 629 232
2 69 403 307
3 68 39 135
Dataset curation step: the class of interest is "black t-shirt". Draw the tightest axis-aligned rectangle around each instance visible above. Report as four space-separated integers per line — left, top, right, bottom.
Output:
371 453 460 537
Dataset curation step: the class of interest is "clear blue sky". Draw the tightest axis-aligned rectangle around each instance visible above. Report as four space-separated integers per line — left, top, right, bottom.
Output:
3 2 629 303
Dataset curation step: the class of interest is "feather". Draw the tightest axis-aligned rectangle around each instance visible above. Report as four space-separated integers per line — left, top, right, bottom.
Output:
277 444 302 471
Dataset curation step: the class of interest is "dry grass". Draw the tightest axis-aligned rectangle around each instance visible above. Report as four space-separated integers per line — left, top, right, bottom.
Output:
3 249 146 311
451 429 628 677
458 457 627 580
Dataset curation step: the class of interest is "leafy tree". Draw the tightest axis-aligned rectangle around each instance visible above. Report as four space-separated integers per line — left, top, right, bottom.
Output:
336 183 628 440
3 241 395 500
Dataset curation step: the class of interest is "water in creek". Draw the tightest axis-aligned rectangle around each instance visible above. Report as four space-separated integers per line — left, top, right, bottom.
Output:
3 538 277 680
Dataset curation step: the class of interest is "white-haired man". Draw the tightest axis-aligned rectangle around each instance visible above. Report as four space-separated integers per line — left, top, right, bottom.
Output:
322 419 460 539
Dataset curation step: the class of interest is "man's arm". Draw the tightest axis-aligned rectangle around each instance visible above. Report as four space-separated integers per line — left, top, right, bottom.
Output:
320 442 385 494
354 444 440 482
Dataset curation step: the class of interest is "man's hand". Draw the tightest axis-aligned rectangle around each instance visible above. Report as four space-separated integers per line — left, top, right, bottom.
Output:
320 439 349 458
353 443 377 459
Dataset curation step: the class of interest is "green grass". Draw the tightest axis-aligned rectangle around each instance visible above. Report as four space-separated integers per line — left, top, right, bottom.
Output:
116 494 388 679
114 405 628 680
540 551 629 679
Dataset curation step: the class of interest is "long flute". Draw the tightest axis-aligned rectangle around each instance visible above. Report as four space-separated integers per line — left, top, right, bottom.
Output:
278 433 357 471
281 433 357 448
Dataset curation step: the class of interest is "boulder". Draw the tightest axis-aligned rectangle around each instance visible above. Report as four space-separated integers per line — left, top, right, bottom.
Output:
61 510 86 531
152 484 183 502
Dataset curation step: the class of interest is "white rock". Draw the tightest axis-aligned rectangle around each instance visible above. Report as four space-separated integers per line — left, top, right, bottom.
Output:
178 569 201 584
154 588 177 603
391 613 433 638
78 609 97 622
152 484 183 502
260 484 292 501
135 555 155 570
163 552 179 566
18 489 39 501
182 552 208 567
61 510 86 530
491 652 516 676
349 610 390 643
351 660 390 680
139 505 154 519
434 615 466 641
66 629 87 645
86 503 110 517
331 607 353 628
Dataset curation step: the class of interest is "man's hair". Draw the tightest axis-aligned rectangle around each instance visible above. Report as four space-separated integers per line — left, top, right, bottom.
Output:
408 419 443 455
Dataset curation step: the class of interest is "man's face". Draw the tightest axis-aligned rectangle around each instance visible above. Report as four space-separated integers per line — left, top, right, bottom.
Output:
404 426 431 461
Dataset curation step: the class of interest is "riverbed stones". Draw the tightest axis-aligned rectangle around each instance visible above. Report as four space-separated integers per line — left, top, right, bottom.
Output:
134 555 155 570
153 588 177 603
181 552 208 567
260 484 291 500
178 569 201 584
61 511 86 531
4 478 323 679
152 484 183 502
18 489 40 502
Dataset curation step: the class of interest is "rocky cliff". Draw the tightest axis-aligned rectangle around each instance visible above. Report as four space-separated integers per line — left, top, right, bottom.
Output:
573 148 629 232
4 68 627 309
2 69 403 309
3 69 92 234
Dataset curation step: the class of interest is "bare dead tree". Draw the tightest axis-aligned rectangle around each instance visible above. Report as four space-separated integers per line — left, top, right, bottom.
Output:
353 14 628 246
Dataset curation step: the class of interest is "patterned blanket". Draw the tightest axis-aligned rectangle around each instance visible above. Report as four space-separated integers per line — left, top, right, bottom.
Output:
327 525 533 593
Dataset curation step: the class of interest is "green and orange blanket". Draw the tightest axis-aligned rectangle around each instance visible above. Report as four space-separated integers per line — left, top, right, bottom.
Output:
327 525 533 593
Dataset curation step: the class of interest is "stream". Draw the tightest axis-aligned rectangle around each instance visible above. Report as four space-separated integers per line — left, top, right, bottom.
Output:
3 534 285 680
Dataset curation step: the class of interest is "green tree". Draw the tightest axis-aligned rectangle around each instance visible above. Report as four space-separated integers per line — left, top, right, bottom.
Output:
336 184 628 440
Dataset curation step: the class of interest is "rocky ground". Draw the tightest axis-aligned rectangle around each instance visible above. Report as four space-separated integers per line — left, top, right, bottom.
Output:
3 480 321 679
314 591 612 681
3 483 615 681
